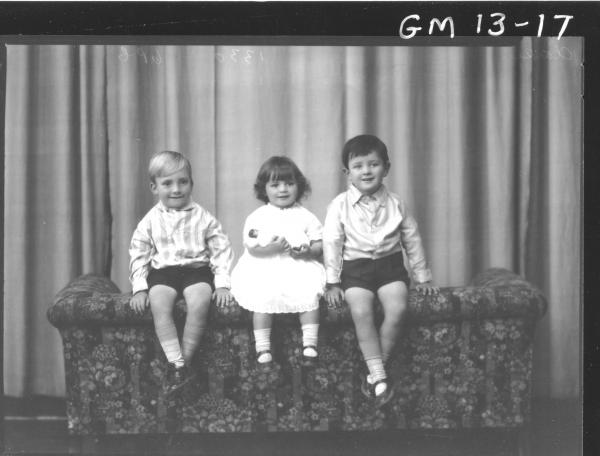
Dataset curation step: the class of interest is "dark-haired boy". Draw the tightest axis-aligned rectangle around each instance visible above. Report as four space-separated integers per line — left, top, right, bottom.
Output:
323 135 438 407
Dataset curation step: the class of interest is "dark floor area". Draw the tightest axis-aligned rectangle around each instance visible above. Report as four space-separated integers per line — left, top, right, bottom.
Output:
1 397 581 456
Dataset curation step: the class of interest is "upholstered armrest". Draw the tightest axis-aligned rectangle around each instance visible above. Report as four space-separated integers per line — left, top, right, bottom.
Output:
47 274 249 328
405 268 547 322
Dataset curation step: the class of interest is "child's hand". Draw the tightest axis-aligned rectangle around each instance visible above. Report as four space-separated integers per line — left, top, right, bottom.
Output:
130 290 149 314
248 235 290 257
289 244 310 259
415 282 439 296
213 287 235 307
324 285 344 309
269 236 291 254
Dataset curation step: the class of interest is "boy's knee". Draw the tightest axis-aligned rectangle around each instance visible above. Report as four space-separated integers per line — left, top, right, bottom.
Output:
183 284 212 311
385 305 407 325
185 299 211 318
350 304 375 322
149 286 177 310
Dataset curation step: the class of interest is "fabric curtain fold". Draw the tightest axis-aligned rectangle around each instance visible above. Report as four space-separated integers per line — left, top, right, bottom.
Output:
4 45 109 396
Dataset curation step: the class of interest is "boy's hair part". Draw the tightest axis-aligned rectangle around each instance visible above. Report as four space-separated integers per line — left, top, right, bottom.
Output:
254 156 311 203
148 150 193 183
342 134 390 168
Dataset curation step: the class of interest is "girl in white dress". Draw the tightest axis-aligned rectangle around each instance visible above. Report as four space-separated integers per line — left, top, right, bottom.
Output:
231 156 326 364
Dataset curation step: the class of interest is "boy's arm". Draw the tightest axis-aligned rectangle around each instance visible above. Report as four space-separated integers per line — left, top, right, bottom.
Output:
398 201 432 284
129 218 155 295
322 199 345 286
204 214 235 290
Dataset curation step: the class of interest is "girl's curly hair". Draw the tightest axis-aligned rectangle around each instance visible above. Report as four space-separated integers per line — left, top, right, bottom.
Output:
254 156 311 203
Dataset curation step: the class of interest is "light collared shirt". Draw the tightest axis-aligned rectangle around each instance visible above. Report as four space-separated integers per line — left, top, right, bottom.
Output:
129 200 234 294
323 184 432 285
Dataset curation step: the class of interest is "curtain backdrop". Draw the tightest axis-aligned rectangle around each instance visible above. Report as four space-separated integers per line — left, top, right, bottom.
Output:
4 38 582 399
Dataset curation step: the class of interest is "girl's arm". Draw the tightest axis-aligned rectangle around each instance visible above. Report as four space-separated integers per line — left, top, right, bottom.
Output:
247 235 290 256
242 211 288 257
308 239 323 258
290 208 323 260
289 239 322 260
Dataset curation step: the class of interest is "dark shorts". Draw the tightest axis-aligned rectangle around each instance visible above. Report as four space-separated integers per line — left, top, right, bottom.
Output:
147 266 215 296
340 252 410 293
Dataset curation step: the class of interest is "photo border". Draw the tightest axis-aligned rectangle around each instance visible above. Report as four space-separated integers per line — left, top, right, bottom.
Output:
0 1 597 455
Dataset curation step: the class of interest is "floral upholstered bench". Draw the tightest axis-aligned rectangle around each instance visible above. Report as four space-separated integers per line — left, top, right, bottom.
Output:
47 268 546 434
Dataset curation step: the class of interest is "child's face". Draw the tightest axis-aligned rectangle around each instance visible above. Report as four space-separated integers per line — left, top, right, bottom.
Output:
345 151 390 195
265 178 298 208
150 168 193 210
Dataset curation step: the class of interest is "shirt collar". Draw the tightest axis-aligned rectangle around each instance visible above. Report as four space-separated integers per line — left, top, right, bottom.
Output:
348 183 388 206
157 200 196 212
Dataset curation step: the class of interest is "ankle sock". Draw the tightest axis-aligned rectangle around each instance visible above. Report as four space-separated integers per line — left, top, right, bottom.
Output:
365 357 387 395
301 323 319 357
155 321 184 367
381 352 390 365
182 321 206 364
370 352 391 385
254 328 272 363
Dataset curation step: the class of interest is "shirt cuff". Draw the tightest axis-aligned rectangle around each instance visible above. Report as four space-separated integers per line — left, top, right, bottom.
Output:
326 270 341 285
413 269 433 284
132 278 148 295
214 274 231 290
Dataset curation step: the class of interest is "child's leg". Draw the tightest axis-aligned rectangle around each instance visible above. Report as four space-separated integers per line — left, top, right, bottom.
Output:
181 282 213 365
344 287 381 359
376 281 409 364
344 287 387 394
299 308 320 357
253 312 273 363
149 285 184 367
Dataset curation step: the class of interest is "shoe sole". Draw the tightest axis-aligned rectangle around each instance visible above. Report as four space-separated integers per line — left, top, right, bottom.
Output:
301 355 318 367
360 376 374 399
165 373 195 396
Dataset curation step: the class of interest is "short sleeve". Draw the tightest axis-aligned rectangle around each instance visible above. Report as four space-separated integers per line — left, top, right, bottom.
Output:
304 209 323 242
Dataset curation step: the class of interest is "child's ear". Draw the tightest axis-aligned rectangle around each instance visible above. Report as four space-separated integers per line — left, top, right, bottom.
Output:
383 162 391 176
342 167 350 176
150 182 158 194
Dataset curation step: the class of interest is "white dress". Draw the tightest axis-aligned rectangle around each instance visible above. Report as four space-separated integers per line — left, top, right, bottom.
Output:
231 203 326 313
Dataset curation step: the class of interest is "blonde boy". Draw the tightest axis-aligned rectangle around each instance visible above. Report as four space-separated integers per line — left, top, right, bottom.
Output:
129 150 234 393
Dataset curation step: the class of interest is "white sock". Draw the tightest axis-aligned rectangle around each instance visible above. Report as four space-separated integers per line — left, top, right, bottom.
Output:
182 321 206 364
156 322 185 368
365 357 387 395
254 328 272 363
369 353 390 384
301 324 319 357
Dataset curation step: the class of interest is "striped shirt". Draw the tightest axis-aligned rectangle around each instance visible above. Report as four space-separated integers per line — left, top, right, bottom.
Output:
323 184 432 285
129 200 234 294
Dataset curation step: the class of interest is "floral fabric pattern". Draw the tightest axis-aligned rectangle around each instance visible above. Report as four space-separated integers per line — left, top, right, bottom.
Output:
48 269 546 434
